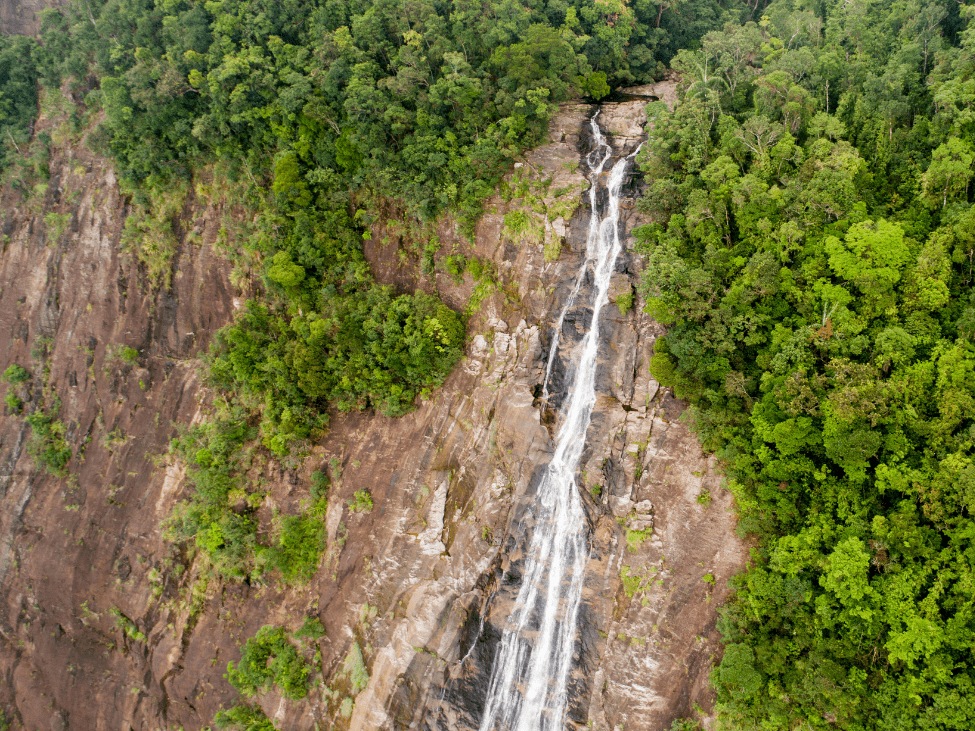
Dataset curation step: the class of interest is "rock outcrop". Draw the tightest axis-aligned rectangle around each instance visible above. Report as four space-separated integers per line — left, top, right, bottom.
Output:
0 80 746 731
0 0 67 36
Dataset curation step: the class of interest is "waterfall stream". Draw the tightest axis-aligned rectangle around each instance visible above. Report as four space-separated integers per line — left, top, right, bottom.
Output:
478 112 637 731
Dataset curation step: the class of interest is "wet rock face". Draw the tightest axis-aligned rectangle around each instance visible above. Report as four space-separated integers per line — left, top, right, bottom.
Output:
0 80 745 731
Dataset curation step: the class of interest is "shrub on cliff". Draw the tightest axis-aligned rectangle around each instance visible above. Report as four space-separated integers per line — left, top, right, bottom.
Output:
1 365 29 415
267 512 326 583
348 490 373 514
226 626 311 701
25 408 71 476
214 703 275 731
167 411 263 581
1 365 30 385
208 289 465 452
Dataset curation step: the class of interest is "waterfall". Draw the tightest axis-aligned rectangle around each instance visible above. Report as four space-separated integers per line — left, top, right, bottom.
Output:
540 111 613 403
478 112 637 731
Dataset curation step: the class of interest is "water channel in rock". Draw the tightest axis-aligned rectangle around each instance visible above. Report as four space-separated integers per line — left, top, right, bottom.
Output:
477 111 640 731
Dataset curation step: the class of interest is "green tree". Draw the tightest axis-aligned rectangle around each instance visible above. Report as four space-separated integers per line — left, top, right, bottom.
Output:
923 137 975 208
226 626 311 701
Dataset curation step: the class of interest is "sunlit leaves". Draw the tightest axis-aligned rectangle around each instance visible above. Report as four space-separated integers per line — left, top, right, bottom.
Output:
636 3 975 727
923 137 975 208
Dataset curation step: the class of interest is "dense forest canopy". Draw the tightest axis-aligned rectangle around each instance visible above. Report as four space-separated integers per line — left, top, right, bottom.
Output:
637 0 975 729
0 34 40 171
6 0 975 728
30 0 733 217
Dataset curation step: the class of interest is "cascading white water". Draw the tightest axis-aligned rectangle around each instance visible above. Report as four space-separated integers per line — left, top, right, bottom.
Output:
478 113 637 731
540 112 613 403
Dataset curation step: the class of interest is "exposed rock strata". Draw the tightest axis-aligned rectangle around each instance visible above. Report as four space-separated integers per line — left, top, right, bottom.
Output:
0 81 746 731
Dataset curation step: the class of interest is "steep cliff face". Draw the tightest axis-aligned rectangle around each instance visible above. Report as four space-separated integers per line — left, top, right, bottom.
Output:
0 0 66 36
349 88 746 731
0 83 745 731
0 98 240 729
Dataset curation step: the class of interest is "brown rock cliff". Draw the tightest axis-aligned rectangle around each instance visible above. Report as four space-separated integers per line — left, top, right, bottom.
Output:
0 82 746 731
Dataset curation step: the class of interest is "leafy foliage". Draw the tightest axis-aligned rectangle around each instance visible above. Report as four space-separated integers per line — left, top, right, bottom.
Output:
214 703 276 731
167 407 328 582
3 392 22 413
209 288 466 451
637 2 975 728
39 0 736 213
168 411 261 580
109 608 147 643
0 34 40 172
268 512 326 583
295 616 325 640
348 490 373 514
343 641 370 695
1 364 29 385
25 407 71 476
226 625 311 701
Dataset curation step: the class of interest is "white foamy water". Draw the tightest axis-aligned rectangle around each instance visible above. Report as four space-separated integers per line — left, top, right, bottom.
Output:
478 113 636 731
